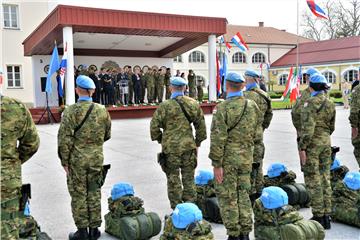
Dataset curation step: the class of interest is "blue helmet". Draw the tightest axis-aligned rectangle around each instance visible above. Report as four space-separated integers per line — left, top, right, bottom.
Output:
309 73 327 84
111 182 134 200
343 172 360 191
226 72 245 83
260 186 288 209
170 76 188 86
244 69 260 78
330 158 341 171
171 203 203 229
267 163 287 178
195 170 214 185
76 75 96 89
305 67 320 77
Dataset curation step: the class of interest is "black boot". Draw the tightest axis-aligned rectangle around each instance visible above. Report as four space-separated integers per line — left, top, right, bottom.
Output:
69 228 89 240
89 228 101 240
323 215 331 229
311 216 326 228
239 234 250 240
227 236 239 240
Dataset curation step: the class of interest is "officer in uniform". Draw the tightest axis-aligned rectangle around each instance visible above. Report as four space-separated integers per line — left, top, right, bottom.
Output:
209 72 261 240
150 76 207 209
156 69 165 103
349 84 360 168
58 75 112 240
243 69 273 201
165 68 172 100
298 73 335 230
1 90 40 239
147 69 156 104
196 74 204 102
187 70 196 99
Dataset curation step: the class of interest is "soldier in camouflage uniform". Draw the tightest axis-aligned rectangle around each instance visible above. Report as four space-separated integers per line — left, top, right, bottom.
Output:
58 75 111 240
349 85 360 168
165 68 172 100
209 72 261 240
140 69 147 104
187 70 196 99
156 69 165 103
1 94 40 239
150 76 207 209
147 69 156 104
298 73 335 230
243 69 273 201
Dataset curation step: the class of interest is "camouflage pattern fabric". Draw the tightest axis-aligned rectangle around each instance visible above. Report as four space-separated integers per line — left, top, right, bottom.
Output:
330 165 349 189
209 96 262 237
195 181 216 221
349 85 360 167
156 74 165 102
292 87 311 135
165 72 171 100
299 92 335 217
160 217 214 240
197 85 203 102
18 215 52 240
263 171 297 187
1 96 40 240
108 196 144 218
188 73 196 99
58 101 111 228
147 73 155 103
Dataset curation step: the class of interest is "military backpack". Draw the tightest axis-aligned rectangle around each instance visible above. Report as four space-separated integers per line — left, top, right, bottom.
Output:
195 181 222 223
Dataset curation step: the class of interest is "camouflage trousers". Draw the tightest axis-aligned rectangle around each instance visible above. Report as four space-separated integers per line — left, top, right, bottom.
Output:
197 86 203 102
165 150 197 209
67 165 102 228
1 199 20 239
156 85 164 103
250 141 265 195
352 136 360 168
189 87 196 99
147 85 155 103
215 166 253 236
165 86 171 100
302 145 332 217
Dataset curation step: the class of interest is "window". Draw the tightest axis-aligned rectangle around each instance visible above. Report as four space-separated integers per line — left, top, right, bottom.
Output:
323 71 336 84
173 55 182 63
188 51 205 63
252 52 266 63
344 69 358 82
3 4 19 29
6 65 22 88
232 52 246 63
279 74 288 86
195 75 206 87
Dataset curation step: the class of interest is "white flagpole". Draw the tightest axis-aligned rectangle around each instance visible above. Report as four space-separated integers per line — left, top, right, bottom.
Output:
296 0 300 79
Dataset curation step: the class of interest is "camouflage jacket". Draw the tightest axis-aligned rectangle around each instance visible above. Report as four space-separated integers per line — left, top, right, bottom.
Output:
150 96 207 154
157 74 165 87
244 87 273 130
330 165 349 189
196 180 216 198
58 101 111 167
1 96 40 201
147 73 155 87
108 195 144 217
299 93 335 150
263 171 297 187
349 85 360 128
291 88 311 133
165 73 171 86
209 97 262 169
332 181 360 208
188 74 196 89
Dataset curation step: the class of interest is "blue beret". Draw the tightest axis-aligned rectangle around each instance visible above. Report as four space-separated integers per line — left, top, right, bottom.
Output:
305 67 320 76
267 163 287 178
226 72 245 83
195 170 214 185
170 76 188 86
344 172 360 190
330 158 341 171
244 69 260 78
171 203 203 229
260 186 288 209
76 75 96 89
111 182 134 200
309 73 327 84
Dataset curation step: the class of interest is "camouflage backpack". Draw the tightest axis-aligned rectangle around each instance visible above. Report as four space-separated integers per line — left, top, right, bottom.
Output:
19 215 52 240
108 195 145 218
160 216 214 240
263 170 297 187
195 180 222 223
330 165 349 189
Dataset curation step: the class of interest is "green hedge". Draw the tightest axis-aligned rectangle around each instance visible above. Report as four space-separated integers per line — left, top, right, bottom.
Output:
329 90 342 98
268 91 284 99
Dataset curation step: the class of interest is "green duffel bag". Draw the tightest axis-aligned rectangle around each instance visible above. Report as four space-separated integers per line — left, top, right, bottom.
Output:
255 225 282 240
330 165 349 189
280 220 325 240
108 196 145 218
293 183 310 207
332 204 360 227
204 197 222 223
281 184 299 206
19 215 53 240
105 212 161 240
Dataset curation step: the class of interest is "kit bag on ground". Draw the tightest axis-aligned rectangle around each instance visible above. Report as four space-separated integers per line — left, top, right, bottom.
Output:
281 183 310 208
195 180 222 223
263 170 297 187
19 215 52 240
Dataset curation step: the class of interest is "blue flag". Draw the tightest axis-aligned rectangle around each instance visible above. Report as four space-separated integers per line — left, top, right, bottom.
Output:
45 45 60 94
222 52 228 93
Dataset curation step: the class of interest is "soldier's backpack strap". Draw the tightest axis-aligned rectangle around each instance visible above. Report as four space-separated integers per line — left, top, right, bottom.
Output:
228 100 248 132
174 98 192 124
74 103 95 134
316 99 327 113
254 88 271 109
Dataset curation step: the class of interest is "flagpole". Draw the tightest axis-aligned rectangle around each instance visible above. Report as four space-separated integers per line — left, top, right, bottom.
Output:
296 0 300 82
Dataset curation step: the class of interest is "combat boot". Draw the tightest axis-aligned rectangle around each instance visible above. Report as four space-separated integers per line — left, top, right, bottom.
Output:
68 228 89 240
239 234 250 240
89 228 101 240
227 236 239 240
323 215 331 229
310 216 325 228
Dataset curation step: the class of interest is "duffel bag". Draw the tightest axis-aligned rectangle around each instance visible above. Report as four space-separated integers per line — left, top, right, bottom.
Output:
108 196 145 218
332 204 360 227
280 220 325 240
105 212 161 240
254 225 282 240
204 197 222 223
293 183 310 207
281 184 299 206
19 215 38 239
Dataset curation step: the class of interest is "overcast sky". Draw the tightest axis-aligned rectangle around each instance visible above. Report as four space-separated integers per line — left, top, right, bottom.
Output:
50 0 318 35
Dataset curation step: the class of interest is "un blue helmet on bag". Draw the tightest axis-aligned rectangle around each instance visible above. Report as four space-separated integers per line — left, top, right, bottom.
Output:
171 203 203 229
260 186 288 209
343 172 360 190
330 158 341 171
111 182 134 200
267 163 287 178
195 170 214 185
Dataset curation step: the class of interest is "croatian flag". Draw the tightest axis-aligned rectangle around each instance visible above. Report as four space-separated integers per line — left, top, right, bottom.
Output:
231 32 249 52
307 0 328 19
58 43 67 97
219 36 232 53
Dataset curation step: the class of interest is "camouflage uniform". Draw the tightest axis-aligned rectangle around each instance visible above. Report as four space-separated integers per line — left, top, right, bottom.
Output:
150 96 207 209
299 92 335 217
147 72 155 103
209 96 261 237
349 85 360 167
292 87 311 147
244 87 273 195
188 73 196 99
58 101 111 228
1 96 40 240
156 74 165 103
165 72 171 100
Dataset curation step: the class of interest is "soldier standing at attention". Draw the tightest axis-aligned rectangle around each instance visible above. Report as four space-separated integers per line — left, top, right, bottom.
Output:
1 85 40 239
187 69 196 99
349 84 360 169
156 68 165 103
147 69 156 104
150 76 207 209
165 68 172 100
58 75 111 240
209 72 261 240
298 73 335 230
243 69 273 201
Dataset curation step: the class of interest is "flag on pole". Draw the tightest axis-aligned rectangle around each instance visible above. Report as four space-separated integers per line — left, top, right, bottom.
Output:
282 67 301 102
219 36 232 53
45 44 60 94
231 32 249 52
282 67 294 98
216 52 222 97
58 42 68 97
306 0 328 19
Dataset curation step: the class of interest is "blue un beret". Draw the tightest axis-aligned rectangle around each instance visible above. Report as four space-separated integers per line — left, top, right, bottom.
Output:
244 69 260 78
171 203 203 229
76 75 96 89
260 186 288 209
343 172 360 190
305 67 320 77
111 182 134 200
170 76 188 86
330 158 341 171
267 163 287 178
195 170 214 185
309 73 327 84
226 72 245 83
